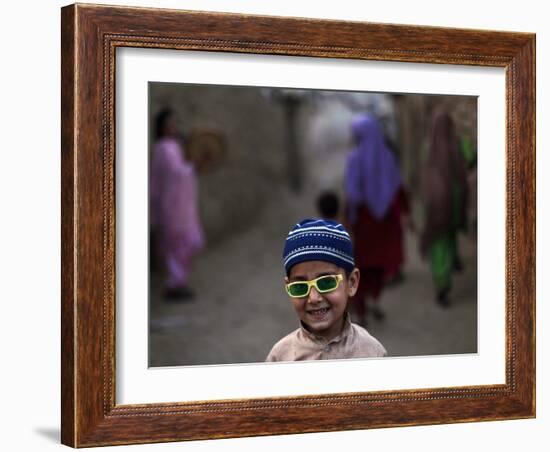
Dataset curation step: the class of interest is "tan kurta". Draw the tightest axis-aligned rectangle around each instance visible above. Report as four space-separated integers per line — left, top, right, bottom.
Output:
266 314 387 362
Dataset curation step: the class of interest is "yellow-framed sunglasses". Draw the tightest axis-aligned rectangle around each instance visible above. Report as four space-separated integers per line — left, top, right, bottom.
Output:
285 274 344 298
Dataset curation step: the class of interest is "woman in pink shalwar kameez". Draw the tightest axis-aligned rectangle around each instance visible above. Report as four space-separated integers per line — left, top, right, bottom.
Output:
150 109 204 300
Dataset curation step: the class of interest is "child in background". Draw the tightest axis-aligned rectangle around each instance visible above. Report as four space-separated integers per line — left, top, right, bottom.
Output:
266 218 387 362
317 190 341 222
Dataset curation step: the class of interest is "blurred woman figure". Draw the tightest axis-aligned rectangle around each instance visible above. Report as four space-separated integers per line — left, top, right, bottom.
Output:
150 108 205 301
421 110 468 307
345 113 410 326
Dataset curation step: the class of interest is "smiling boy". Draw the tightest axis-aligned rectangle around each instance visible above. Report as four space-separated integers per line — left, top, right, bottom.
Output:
266 218 387 362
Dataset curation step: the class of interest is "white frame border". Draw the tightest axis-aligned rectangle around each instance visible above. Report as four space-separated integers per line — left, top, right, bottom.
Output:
116 48 506 404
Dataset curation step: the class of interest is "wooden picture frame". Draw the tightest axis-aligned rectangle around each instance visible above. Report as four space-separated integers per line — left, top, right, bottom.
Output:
61 3 535 447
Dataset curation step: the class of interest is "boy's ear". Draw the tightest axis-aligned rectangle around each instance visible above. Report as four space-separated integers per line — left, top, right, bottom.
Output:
347 268 360 297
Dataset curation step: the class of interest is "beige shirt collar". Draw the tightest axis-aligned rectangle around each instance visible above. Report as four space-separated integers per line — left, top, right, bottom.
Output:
298 312 353 345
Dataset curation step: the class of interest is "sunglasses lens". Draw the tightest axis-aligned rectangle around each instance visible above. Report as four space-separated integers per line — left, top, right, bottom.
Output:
316 275 338 292
288 283 309 297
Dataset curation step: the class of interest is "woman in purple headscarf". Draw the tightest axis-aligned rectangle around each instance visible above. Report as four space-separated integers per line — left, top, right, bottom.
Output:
345 113 410 326
150 109 205 300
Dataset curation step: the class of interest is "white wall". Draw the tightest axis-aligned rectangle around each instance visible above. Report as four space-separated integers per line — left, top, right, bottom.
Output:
1 1 545 451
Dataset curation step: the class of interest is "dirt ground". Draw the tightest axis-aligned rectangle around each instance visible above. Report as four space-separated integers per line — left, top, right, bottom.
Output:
149 186 477 367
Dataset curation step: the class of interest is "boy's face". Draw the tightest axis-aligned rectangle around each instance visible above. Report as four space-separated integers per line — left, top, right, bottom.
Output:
286 260 359 342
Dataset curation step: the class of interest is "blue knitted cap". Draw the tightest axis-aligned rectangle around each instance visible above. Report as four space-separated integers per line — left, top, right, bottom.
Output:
283 218 355 275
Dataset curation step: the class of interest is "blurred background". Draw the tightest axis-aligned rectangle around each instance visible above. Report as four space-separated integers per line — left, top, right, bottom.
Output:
148 82 478 366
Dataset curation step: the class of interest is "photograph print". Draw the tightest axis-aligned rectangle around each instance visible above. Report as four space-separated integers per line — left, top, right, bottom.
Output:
148 82 478 367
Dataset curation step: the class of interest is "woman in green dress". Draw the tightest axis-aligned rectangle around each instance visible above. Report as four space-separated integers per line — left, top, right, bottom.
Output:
421 110 468 307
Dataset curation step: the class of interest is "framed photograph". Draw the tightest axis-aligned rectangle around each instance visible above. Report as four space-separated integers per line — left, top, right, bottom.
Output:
61 3 535 447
